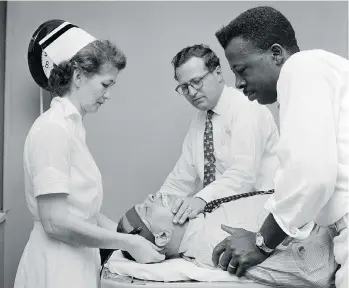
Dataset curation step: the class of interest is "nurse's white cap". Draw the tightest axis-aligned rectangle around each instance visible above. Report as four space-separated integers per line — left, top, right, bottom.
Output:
39 21 96 65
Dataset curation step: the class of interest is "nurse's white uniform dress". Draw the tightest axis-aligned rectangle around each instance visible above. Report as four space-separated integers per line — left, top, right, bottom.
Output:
14 96 103 288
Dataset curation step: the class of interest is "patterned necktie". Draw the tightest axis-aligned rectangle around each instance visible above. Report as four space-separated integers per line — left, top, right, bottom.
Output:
204 189 275 213
203 110 215 188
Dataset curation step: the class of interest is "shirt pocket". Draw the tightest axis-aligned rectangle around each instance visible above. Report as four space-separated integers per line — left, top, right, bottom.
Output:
214 125 231 172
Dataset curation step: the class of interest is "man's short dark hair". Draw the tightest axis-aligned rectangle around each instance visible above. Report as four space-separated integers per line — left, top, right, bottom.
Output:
215 6 300 54
171 44 220 80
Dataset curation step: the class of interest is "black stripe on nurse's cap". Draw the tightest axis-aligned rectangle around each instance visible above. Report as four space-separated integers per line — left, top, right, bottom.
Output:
39 21 96 65
40 23 77 50
125 206 156 244
28 20 97 91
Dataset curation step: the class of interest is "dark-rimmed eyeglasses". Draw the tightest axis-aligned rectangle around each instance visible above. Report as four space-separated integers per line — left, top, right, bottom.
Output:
175 71 211 95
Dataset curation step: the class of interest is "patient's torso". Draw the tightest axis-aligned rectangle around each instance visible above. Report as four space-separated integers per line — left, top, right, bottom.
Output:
183 194 270 267
182 194 337 288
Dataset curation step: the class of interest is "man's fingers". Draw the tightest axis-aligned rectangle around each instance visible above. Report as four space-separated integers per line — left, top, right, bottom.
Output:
235 255 251 277
173 202 187 223
218 250 232 270
227 258 239 275
235 262 247 277
221 224 239 235
212 241 226 266
172 198 183 214
188 210 198 219
178 207 191 224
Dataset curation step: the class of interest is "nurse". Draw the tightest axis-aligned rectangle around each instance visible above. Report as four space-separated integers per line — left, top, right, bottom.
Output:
14 21 164 288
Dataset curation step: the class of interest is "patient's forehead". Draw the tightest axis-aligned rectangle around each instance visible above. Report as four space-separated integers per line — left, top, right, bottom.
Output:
138 192 178 212
153 191 178 207
121 193 179 233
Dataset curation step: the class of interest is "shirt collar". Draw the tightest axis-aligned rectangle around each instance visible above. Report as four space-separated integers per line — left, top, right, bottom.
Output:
51 96 82 121
178 214 205 254
211 85 231 117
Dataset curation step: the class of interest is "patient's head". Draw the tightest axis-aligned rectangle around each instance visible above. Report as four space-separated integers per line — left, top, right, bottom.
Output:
117 192 189 261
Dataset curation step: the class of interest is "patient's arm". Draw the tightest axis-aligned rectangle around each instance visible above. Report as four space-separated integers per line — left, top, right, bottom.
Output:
96 212 118 231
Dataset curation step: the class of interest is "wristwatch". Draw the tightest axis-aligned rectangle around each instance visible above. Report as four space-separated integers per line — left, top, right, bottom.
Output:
255 232 274 255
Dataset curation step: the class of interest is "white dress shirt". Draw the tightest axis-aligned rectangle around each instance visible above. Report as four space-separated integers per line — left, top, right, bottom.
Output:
159 85 279 203
264 50 349 239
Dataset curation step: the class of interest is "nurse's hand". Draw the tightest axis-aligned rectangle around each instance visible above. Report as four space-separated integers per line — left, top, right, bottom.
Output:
127 234 165 264
172 197 206 224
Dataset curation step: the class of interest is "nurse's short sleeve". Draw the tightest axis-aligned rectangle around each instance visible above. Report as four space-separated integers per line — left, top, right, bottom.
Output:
28 123 71 197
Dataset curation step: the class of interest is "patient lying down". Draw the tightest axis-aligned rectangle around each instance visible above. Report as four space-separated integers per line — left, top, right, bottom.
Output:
117 192 337 288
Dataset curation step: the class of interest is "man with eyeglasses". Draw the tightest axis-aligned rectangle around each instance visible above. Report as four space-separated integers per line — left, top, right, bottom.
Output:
158 44 280 226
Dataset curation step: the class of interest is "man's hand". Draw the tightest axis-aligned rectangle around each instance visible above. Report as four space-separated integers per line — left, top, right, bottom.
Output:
172 197 206 224
212 225 268 277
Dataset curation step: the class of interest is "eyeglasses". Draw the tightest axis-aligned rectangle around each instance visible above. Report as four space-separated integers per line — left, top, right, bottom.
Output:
175 71 211 95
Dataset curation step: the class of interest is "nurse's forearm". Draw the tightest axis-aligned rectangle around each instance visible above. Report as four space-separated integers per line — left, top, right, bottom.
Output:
259 213 288 249
43 212 132 250
96 212 118 231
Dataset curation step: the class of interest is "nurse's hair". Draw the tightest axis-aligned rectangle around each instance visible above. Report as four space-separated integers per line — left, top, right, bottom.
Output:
48 40 126 96
215 6 300 54
171 44 220 81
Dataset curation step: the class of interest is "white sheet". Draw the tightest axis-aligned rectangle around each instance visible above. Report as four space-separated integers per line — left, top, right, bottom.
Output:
106 251 254 283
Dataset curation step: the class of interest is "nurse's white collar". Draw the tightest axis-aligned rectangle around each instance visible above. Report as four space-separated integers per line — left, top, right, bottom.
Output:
51 96 82 120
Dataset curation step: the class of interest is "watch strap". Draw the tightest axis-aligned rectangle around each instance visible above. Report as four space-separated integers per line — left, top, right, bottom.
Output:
256 232 274 254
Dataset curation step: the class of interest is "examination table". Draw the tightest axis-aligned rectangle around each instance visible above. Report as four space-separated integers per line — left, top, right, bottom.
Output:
100 251 271 288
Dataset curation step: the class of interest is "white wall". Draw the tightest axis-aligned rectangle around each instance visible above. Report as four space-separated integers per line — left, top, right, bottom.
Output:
3 1 348 287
